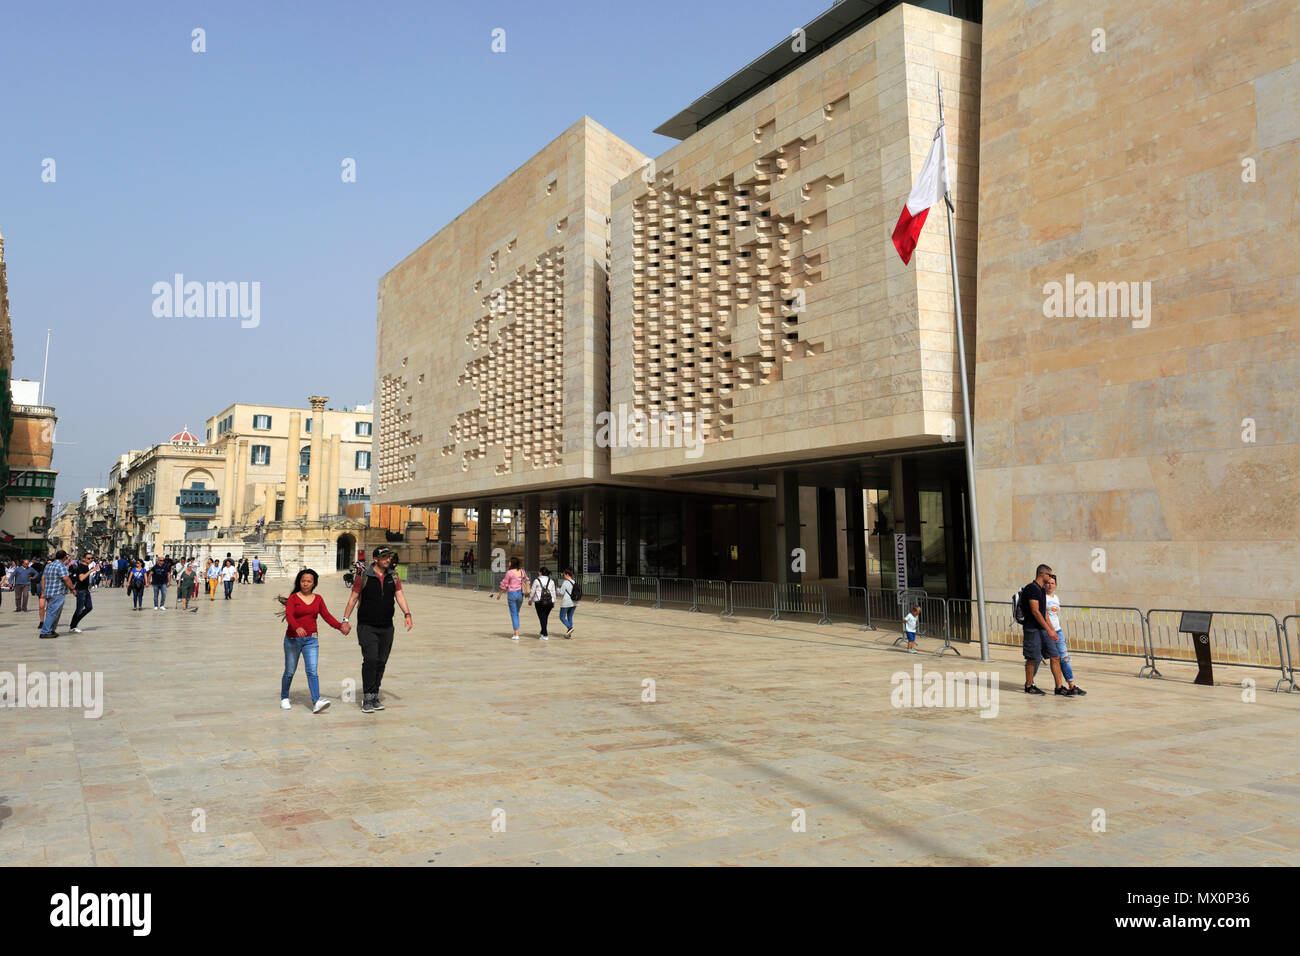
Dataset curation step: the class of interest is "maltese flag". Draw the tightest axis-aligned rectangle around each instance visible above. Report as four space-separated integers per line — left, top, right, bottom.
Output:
891 121 950 265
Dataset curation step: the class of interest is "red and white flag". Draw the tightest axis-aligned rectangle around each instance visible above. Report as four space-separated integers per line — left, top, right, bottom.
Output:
891 121 950 265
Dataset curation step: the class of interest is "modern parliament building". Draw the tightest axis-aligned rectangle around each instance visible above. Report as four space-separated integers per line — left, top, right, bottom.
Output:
374 0 1299 618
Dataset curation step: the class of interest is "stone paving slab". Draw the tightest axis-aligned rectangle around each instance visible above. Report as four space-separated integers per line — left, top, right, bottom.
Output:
0 580 1294 866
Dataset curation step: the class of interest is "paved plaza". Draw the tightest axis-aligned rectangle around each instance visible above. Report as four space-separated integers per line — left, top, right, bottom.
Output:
1 579 1297 866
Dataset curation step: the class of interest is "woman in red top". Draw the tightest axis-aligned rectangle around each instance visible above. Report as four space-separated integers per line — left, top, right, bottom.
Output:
278 568 350 713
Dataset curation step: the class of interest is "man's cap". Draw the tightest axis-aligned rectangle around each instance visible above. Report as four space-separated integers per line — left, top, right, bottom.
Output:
373 547 396 560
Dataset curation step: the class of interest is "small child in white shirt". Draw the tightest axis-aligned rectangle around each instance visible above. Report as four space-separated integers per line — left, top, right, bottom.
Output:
904 604 921 653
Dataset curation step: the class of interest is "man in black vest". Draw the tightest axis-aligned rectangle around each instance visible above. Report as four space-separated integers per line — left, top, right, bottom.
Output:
341 546 413 714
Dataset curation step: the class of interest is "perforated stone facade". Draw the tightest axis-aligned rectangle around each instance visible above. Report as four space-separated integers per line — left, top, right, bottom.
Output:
610 4 982 476
374 118 646 505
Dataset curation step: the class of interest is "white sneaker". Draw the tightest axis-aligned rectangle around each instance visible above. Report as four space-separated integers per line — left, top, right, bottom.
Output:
280 698 291 710
153 606 159 611
313 698 331 713
160 606 166 611
72 627 82 633
540 634 549 641
511 634 519 641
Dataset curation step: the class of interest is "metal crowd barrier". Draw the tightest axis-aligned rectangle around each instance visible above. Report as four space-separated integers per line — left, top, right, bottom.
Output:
1282 616 1300 693
823 584 869 629
865 587 927 632
658 577 696 610
1054 605 1149 672
694 579 729 614
627 575 660 607
727 580 778 620
597 574 629 605
775 583 830 625
1144 609 1291 690
579 573 601 603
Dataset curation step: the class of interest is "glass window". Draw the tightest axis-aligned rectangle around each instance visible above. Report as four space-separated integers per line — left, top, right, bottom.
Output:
251 445 271 466
253 414 272 430
299 447 311 475
304 418 312 433
355 451 371 470
355 421 372 436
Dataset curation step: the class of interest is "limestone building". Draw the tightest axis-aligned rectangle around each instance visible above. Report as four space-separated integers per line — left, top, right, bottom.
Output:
374 0 1300 618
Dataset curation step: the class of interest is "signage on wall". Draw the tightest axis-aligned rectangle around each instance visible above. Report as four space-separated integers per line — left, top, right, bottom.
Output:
582 538 601 576
894 532 907 601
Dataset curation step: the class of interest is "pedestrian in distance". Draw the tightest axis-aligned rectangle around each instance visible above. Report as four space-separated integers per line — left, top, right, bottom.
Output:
277 568 349 714
179 562 198 612
558 568 579 638
1017 563 1069 696
1041 574 1086 696
11 559 32 612
904 603 921 654
341 546 413 714
221 558 237 599
149 558 170 610
206 558 220 600
529 565 557 641
38 551 76 639
68 552 96 632
127 561 147 610
495 556 528 640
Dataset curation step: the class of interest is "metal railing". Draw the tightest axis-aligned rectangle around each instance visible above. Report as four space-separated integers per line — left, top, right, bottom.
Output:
694 579 729 614
1282 616 1300 693
1144 609 1291 690
658 577 696 610
727 580 778 620
597 574 629 605
775 582 830 625
865 587 927 632
823 584 869 629
1054 605 1149 669
627 575 659 608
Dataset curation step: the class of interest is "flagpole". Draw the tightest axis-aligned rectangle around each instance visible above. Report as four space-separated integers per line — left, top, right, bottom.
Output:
938 73 990 662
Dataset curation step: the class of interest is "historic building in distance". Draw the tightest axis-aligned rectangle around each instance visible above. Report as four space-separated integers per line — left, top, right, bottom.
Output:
374 0 1298 618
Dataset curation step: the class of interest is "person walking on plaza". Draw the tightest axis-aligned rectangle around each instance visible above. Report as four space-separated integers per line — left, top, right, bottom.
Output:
68 552 96 632
221 558 237 599
277 568 348 714
238 557 250 584
529 565 556 641
149 558 170 610
206 558 220 600
1019 563 1067 696
127 560 147 610
11 559 32 612
38 551 75 640
903 603 921 654
179 562 198 613
495 556 528 640
251 555 262 584
558 568 577 638
341 546 413 714
115 555 127 588
1041 574 1086 696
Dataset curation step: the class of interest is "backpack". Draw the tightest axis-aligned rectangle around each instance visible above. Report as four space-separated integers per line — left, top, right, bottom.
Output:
1012 584 1034 625
570 579 583 603
534 576 553 609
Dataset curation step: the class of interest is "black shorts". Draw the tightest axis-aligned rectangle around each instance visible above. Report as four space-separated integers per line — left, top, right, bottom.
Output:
1022 627 1059 662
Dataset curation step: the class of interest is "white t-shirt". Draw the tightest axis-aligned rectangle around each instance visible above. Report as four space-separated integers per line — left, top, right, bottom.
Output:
1045 593 1061 631
904 612 919 632
221 566 237 582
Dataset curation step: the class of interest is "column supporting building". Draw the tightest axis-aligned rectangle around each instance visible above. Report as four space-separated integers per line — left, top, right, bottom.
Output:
306 396 327 520
775 469 801 585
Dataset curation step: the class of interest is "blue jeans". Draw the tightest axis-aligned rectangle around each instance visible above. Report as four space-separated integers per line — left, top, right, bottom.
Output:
282 635 321 702
558 606 574 630
41 593 66 634
1034 630 1074 683
506 591 523 630
153 583 168 607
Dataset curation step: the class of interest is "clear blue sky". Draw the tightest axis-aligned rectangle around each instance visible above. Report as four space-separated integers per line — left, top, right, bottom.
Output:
1 0 827 502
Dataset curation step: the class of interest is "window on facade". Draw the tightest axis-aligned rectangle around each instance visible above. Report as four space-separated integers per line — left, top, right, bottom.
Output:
355 421 372 436
355 451 371 470
299 447 311 475
251 445 271 466
304 418 312 433
253 414 272 430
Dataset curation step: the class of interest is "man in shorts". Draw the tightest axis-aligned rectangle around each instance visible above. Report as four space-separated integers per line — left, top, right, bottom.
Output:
1020 563 1069 696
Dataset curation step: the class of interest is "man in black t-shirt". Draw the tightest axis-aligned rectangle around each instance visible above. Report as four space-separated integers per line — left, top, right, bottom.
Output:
341 547 414 714
68 552 96 633
1021 563 1067 695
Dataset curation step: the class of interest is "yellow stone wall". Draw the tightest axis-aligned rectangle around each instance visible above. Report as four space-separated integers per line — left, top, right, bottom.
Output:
609 5 982 475
375 117 646 504
974 0 1300 616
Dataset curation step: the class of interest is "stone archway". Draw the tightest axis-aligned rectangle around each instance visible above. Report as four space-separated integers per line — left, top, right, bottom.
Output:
336 533 356 571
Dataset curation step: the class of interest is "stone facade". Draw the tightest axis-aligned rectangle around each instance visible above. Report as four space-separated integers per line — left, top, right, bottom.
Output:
608 4 981 476
374 117 646 504
973 0 1300 616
